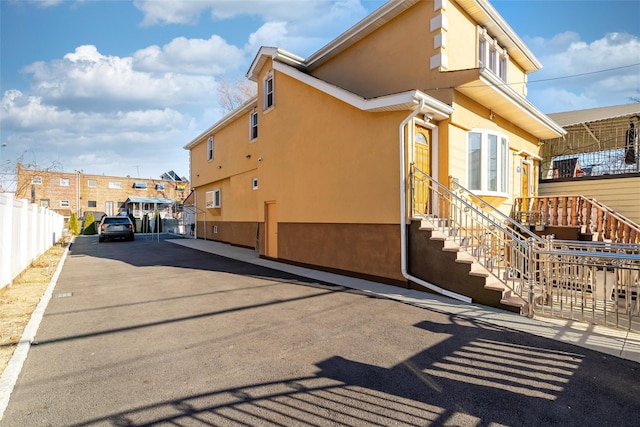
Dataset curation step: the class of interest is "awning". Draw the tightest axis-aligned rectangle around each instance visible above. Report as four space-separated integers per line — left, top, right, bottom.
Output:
125 197 173 204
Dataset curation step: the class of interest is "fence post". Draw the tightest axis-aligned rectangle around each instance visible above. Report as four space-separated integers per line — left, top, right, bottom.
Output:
527 237 536 318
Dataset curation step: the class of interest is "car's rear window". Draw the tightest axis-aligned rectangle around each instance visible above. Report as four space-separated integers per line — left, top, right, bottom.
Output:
103 218 130 224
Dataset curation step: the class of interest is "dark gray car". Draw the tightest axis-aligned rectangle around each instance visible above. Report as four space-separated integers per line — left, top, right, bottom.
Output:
98 215 134 242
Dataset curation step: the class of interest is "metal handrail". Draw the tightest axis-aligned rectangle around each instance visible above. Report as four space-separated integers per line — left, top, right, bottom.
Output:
449 177 546 245
411 166 539 303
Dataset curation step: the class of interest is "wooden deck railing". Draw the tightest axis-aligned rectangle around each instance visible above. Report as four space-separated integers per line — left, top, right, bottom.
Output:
514 195 640 244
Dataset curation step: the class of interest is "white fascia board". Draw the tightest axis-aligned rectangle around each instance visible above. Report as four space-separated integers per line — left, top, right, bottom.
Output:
246 46 305 81
479 69 565 137
272 61 452 118
305 0 420 69
183 97 257 150
458 0 542 72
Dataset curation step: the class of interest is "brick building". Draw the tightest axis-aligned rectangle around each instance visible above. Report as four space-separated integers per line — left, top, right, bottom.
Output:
16 164 189 225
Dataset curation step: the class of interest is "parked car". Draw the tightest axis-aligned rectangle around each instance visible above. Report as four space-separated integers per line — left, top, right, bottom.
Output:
98 216 135 242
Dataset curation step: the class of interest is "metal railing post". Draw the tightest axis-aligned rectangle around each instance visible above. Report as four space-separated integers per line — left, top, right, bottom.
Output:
528 237 536 318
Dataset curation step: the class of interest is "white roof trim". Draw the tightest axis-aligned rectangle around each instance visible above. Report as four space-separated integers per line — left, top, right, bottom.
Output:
478 69 565 136
183 97 257 150
272 61 453 119
246 46 305 81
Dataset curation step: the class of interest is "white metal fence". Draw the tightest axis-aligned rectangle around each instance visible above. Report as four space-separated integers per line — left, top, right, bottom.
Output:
0 193 65 291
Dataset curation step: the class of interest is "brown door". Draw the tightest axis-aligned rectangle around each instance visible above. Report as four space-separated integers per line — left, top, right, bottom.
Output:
265 201 278 258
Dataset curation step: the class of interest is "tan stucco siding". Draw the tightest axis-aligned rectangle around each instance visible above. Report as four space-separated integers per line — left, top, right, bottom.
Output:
311 1 435 98
539 177 640 225
258 70 406 224
444 0 480 71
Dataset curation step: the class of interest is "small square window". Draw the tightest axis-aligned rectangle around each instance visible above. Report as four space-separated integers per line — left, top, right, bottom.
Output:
60 178 70 186
88 200 97 208
60 200 70 207
87 179 97 188
252 178 258 190
155 183 165 190
40 199 50 208
109 181 122 189
32 176 42 184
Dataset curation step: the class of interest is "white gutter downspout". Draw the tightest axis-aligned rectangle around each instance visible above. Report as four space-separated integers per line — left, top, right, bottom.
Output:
399 101 473 304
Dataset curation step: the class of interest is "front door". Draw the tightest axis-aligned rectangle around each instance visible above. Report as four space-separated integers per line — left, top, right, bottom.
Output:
413 126 431 215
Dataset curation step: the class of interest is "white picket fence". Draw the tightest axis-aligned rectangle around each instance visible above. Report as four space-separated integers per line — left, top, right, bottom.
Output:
0 193 65 291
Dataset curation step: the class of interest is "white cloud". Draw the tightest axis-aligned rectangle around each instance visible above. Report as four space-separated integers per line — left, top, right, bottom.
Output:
132 35 246 75
527 32 640 112
22 45 219 111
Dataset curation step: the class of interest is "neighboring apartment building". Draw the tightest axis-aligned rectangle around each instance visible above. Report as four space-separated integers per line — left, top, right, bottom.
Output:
16 163 189 224
184 0 564 289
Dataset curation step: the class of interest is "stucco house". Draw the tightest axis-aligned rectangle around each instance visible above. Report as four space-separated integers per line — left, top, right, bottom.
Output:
184 0 568 309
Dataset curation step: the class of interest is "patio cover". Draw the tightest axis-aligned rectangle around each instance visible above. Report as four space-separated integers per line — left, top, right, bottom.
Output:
125 197 173 204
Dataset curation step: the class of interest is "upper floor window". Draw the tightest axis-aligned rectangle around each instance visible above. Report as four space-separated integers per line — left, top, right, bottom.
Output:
250 110 258 140
155 183 165 190
109 181 122 189
40 199 49 208
60 200 70 208
88 200 97 208
263 71 274 111
132 182 148 189
467 130 509 195
478 27 508 82
60 178 70 186
205 188 221 208
87 179 97 188
32 176 42 184
207 136 214 161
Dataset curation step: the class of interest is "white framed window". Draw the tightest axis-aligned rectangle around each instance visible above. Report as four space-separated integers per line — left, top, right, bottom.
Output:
263 71 274 110
205 188 221 208
87 179 97 188
40 199 50 208
109 181 122 189
478 27 508 82
60 178 70 186
155 183 165 190
250 110 258 140
60 200 70 208
207 136 214 161
252 178 258 190
88 200 97 208
32 176 42 184
467 129 509 195
132 182 148 189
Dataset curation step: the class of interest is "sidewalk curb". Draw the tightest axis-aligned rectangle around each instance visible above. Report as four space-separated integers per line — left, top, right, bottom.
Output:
0 239 72 420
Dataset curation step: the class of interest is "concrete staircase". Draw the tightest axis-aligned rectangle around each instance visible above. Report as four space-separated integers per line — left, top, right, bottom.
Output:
408 218 527 314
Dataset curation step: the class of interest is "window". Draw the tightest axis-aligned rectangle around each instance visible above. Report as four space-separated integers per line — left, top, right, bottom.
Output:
205 189 221 208
207 136 214 161
155 183 165 190
87 179 97 188
40 199 50 208
467 130 509 194
478 27 508 82
252 178 258 190
109 181 122 189
250 110 258 140
132 182 148 189
32 176 42 184
60 200 70 208
88 200 97 208
60 178 70 186
263 71 274 110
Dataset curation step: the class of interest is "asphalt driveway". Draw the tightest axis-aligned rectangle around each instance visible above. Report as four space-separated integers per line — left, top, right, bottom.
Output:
2 235 639 426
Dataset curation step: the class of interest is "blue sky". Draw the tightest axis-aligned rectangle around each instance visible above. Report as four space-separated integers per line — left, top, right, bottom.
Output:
1 0 639 187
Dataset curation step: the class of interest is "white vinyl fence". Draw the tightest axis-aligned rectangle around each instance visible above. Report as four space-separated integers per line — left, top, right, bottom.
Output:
0 193 65 291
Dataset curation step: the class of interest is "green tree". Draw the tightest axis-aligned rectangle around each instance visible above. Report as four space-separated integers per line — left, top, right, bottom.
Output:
83 212 97 235
68 213 80 236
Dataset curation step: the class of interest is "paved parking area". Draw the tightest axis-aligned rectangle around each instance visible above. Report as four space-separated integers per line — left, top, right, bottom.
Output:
1 235 640 426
